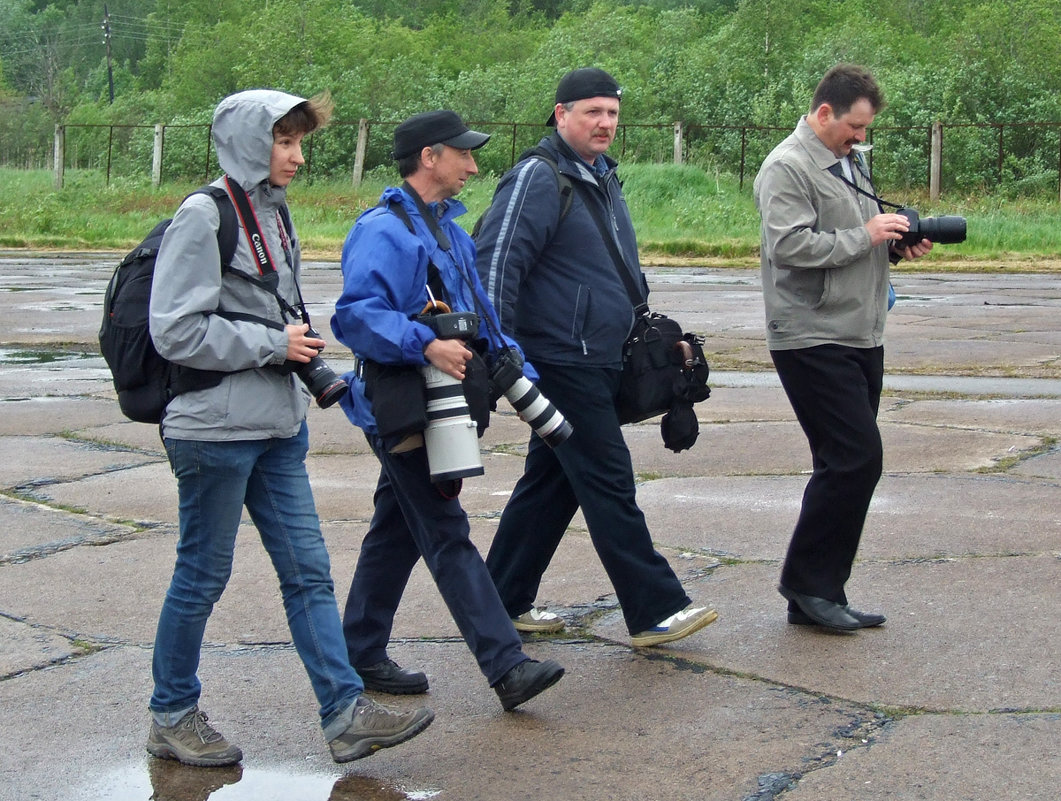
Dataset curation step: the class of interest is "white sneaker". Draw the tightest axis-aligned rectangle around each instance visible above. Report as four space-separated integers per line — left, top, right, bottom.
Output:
511 608 565 633
630 604 718 647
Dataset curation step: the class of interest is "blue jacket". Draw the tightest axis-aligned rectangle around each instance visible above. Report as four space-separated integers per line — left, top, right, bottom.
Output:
474 133 647 368
330 185 533 434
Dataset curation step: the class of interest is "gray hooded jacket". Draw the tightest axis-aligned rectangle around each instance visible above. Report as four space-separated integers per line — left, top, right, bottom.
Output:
150 90 310 440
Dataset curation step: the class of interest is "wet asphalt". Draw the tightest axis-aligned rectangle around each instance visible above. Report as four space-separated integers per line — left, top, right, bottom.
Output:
0 252 1058 801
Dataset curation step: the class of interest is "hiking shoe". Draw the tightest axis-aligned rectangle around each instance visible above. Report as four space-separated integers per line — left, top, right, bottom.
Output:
146 707 243 767
358 658 430 695
328 696 434 763
512 608 565 633
493 658 564 711
630 604 718 647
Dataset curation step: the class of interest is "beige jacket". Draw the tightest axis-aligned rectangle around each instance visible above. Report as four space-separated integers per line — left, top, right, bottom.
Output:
753 117 890 351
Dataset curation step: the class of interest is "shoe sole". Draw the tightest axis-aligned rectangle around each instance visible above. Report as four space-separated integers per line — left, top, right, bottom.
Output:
331 709 435 764
361 678 430 695
512 620 566 634
146 741 243 767
630 608 718 647
787 610 885 628
499 663 565 711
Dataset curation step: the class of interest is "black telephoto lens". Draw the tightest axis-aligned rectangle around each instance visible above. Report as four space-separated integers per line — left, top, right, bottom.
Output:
297 356 349 408
897 207 967 247
918 215 967 245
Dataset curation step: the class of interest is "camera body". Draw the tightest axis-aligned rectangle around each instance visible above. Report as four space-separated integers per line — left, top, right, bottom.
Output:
896 208 967 248
417 310 485 483
489 347 572 448
277 325 349 409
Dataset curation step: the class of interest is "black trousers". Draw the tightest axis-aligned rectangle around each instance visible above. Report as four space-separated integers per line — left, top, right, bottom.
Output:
485 363 690 634
342 435 526 686
770 344 884 605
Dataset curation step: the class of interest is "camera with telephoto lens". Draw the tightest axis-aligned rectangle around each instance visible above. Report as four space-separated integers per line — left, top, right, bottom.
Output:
278 324 349 409
896 208 966 247
418 309 485 483
489 346 572 448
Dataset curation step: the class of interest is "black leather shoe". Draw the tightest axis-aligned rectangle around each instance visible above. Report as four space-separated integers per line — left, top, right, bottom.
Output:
494 659 564 711
788 605 886 628
777 585 861 631
357 658 429 695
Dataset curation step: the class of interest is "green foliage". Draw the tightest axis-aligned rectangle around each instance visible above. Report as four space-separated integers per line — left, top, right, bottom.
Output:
3 0 1061 198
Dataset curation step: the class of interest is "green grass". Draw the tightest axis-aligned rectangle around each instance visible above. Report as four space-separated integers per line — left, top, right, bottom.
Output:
2 166 1058 266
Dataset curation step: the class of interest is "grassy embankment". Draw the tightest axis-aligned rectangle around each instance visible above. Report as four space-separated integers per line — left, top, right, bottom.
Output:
1 166 1058 270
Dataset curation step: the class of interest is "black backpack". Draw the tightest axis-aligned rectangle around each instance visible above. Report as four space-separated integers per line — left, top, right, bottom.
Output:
99 186 238 424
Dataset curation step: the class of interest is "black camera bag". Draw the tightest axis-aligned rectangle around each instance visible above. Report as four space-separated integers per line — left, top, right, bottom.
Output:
578 189 711 442
618 312 710 426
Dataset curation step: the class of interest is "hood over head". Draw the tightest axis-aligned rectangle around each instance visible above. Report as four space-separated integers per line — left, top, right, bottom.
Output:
212 89 307 189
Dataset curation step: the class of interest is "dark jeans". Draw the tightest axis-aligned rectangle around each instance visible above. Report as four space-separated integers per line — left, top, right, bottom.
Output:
771 344 885 604
486 362 690 634
342 434 526 686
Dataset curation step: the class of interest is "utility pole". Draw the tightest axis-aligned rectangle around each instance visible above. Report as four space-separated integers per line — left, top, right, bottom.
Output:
102 5 114 103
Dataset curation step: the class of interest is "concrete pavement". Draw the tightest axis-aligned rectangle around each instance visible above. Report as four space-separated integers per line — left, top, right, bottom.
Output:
0 253 1058 801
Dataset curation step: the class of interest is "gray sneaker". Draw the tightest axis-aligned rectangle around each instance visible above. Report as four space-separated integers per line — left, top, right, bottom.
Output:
328 696 435 763
146 707 243 767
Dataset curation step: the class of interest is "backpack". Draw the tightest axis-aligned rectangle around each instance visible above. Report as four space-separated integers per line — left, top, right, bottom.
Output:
99 186 238 424
471 146 574 239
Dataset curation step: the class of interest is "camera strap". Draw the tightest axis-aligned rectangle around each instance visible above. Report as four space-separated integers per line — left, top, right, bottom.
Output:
222 176 308 323
826 159 903 214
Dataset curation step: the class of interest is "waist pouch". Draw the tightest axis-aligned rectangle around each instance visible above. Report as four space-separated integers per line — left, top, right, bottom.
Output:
361 360 427 440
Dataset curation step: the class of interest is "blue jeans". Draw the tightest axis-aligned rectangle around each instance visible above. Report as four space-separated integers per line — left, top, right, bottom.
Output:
151 422 362 740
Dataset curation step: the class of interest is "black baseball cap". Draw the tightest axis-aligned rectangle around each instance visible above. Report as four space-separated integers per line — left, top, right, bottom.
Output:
546 68 622 126
392 110 490 160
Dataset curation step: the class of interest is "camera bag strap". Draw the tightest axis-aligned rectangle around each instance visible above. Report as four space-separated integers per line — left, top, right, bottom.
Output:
577 183 649 316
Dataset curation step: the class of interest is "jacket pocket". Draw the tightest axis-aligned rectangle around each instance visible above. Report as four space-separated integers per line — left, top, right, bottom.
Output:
810 268 834 310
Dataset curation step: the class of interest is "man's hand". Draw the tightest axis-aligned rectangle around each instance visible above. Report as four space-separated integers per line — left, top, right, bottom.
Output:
892 239 934 261
865 212 914 247
424 338 472 380
285 323 326 363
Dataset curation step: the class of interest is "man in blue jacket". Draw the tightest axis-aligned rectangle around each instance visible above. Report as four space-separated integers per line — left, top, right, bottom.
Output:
475 69 717 647
331 110 564 711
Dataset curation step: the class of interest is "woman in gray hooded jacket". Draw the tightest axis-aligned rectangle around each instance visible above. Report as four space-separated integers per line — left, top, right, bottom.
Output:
146 89 433 767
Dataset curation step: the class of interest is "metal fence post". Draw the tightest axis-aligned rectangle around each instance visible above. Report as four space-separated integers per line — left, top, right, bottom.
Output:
930 121 942 202
152 124 164 187
53 125 65 189
352 118 369 186
106 126 114 186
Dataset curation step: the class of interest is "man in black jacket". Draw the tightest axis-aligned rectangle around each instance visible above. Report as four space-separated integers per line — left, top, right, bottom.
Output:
475 68 717 647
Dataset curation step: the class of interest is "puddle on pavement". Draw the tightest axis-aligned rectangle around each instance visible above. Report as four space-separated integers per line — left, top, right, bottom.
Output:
73 761 443 801
0 348 96 365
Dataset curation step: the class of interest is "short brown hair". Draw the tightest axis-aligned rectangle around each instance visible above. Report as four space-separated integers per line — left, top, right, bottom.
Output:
810 64 883 116
274 91 334 136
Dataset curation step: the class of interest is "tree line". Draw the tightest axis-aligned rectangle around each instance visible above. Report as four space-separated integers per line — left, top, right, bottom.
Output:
3 0 1060 194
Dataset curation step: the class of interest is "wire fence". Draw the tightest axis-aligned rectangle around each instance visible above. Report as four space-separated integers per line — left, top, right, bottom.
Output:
18 117 1061 200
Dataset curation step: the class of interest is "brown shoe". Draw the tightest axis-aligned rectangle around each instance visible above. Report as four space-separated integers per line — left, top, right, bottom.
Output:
328 696 434 763
146 707 242 767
